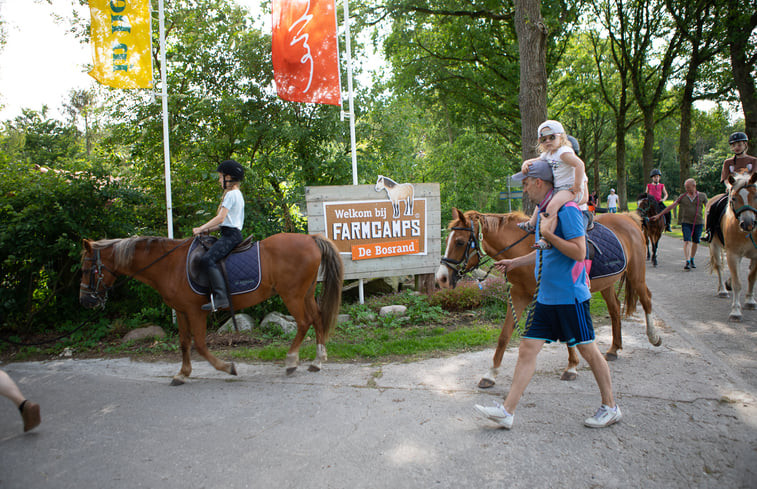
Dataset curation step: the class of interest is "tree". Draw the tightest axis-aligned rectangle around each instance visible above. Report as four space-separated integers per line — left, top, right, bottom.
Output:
723 0 757 153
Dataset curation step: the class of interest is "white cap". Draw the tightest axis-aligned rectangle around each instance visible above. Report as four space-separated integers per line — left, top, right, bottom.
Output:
610 188 615 192
537 120 565 137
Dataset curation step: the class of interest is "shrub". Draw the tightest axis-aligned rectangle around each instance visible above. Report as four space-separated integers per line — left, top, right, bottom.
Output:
429 280 483 311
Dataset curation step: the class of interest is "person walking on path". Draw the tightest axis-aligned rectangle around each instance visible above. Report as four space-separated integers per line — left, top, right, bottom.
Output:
1 369 41 432
474 160 621 430
652 178 708 271
607 189 619 213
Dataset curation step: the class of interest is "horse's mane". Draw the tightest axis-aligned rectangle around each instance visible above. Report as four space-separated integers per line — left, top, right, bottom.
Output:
380 176 397 188
87 236 173 268
447 211 529 232
729 171 754 193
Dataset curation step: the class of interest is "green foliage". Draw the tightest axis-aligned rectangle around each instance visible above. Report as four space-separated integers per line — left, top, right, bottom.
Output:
429 281 483 311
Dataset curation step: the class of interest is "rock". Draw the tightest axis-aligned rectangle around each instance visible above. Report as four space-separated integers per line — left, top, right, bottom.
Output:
379 305 407 317
261 311 297 334
217 313 255 333
122 325 166 343
337 314 351 324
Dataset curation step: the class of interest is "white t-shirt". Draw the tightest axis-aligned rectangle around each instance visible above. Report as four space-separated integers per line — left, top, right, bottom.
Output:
541 145 587 189
607 194 619 208
221 189 244 230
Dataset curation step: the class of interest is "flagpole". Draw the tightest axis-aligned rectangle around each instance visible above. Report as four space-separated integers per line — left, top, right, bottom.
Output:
341 0 364 304
158 0 173 240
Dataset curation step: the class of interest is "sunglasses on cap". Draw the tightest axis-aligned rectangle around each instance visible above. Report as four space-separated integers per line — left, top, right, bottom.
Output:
539 134 558 143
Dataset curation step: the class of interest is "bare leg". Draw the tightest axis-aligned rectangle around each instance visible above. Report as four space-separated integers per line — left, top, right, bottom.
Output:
576 342 615 408
0 370 25 407
502 338 545 414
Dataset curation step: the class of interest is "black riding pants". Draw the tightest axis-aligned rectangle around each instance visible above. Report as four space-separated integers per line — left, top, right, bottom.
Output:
200 226 243 272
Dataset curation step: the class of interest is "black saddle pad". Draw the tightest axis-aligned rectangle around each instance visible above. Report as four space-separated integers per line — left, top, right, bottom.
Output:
186 237 262 296
587 223 626 279
706 194 729 243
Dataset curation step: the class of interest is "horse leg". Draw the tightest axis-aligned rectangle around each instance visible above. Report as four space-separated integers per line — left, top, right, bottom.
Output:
305 292 327 372
652 238 659 267
280 293 313 375
479 291 530 388
599 287 622 361
744 259 757 310
562 347 580 381
171 312 193 386
727 253 744 321
710 241 729 297
189 313 237 378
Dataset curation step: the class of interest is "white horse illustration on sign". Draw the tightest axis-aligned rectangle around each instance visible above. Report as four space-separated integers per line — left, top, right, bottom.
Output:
375 175 415 218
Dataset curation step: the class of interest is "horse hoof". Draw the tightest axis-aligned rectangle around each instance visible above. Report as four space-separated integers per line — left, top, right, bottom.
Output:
605 352 618 361
718 292 730 298
170 377 185 386
286 367 297 376
745 303 757 310
560 371 577 381
729 315 742 322
478 378 495 389
229 362 237 376
307 364 321 372
652 338 662 347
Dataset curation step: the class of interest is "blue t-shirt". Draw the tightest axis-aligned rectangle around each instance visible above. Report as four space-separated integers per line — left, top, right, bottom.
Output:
221 189 244 230
534 202 591 304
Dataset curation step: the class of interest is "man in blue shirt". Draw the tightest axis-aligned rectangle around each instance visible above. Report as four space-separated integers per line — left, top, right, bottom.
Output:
474 160 621 429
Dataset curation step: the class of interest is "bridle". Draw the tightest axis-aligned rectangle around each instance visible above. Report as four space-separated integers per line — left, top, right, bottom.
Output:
440 218 531 284
79 239 192 308
729 181 757 248
79 248 115 309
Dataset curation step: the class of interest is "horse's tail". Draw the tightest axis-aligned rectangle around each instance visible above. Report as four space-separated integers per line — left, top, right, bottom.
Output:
617 273 638 317
313 234 344 340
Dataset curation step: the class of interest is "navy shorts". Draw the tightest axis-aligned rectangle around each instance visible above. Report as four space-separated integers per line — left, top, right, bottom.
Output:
681 223 702 243
523 300 595 347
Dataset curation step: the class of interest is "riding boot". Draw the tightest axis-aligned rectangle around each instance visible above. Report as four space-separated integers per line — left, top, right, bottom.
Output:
202 266 230 311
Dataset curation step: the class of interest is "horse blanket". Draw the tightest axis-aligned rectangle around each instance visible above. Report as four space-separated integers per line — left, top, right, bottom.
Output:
186 236 261 296
587 222 626 279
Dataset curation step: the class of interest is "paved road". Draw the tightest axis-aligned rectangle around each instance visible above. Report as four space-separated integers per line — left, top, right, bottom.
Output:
1 234 755 489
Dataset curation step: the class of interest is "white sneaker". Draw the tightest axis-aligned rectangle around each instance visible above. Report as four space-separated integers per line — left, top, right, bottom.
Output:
474 401 514 429
584 404 622 428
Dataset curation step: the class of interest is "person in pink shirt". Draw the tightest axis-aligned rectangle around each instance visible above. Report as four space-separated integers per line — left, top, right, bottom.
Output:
646 169 670 232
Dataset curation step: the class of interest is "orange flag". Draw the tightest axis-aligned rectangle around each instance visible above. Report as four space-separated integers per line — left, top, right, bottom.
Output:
272 0 341 106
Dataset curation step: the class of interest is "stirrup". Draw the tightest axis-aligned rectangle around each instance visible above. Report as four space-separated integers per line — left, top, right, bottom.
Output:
517 221 535 233
201 294 228 312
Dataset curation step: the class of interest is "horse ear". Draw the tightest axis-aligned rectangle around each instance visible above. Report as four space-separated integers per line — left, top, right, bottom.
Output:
452 207 465 223
750 172 757 185
728 174 737 186
82 239 93 253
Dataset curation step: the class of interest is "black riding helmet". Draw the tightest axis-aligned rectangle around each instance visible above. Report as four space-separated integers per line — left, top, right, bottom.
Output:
216 159 245 181
729 132 748 144
650 168 662 177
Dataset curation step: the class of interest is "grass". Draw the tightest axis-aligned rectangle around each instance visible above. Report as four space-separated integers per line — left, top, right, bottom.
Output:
1 279 615 365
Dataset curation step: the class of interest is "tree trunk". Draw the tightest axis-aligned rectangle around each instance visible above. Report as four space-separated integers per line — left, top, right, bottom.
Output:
514 0 547 214
615 115 628 211
730 35 757 156
642 111 655 184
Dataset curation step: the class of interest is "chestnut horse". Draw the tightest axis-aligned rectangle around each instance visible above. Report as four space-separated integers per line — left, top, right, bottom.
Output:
80 233 344 385
707 171 757 321
637 193 666 267
436 208 661 388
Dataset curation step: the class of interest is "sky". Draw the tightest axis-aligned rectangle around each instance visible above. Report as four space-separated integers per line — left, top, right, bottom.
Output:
0 0 266 122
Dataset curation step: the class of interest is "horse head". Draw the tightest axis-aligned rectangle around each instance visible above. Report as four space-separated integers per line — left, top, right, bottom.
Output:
436 208 483 289
636 193 655 217
374 175 385 192
727 172 757 233
79 239 119 309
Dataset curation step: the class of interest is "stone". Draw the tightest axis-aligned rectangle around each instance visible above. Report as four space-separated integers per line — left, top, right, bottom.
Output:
261 311 297 334
379 305 407 317
122 325 166 343
217 313 255 333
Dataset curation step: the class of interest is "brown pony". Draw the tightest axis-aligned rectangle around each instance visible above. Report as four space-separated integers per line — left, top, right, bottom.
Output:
707 171 757 321
80 233 344 385
436 208 661 388
637 193 666 267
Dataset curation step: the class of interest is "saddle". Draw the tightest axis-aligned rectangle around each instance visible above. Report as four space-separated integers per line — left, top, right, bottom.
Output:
586 222 626 279
704 194 728 244
186 235 262 296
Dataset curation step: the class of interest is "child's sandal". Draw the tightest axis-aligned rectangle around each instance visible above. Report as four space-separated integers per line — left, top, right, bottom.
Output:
517 222 535 233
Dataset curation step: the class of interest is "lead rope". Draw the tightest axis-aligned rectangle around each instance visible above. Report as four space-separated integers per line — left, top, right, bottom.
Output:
523 248 543 333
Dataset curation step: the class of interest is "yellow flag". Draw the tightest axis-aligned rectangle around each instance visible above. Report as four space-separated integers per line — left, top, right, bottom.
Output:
88 0 152 89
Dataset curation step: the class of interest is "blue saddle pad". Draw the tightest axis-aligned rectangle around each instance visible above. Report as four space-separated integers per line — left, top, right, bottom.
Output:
587 222 626 279
186 237 262 296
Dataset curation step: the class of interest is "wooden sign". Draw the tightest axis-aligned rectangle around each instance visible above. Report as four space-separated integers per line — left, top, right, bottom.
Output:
306 180 441 280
